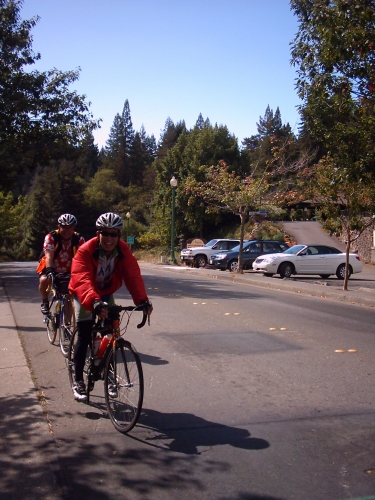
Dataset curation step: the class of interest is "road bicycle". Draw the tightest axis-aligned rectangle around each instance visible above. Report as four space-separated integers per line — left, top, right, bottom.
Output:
67 304 149 434
44 273 75 356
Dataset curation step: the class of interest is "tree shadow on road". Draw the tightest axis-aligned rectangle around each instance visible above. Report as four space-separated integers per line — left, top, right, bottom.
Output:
0 390 278 500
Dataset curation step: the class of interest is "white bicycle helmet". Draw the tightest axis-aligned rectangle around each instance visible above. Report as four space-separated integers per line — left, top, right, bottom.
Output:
96 212 123 230
58 214 77 225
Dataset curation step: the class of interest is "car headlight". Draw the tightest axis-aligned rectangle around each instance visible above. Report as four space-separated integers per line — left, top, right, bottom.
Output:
214 253 227 260
262 256 278 263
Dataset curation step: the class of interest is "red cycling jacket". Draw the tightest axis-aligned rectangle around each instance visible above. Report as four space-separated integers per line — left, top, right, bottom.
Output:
69 236 149 312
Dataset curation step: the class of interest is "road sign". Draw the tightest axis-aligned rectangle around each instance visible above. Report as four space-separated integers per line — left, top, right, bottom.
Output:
127 236 135 245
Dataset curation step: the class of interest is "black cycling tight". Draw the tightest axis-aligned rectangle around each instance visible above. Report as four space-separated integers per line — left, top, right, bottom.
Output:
74 320 94 382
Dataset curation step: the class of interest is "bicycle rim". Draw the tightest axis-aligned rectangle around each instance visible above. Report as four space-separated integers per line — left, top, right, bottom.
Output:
46 293 58 344
105 343 144 433
59 298 74 357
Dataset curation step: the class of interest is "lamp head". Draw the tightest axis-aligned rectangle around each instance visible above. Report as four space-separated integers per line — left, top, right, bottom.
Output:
170 176 178 188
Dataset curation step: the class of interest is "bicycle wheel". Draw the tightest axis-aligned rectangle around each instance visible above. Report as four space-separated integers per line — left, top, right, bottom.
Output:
46 292 58 345
104 340 144 433
59 297 74 357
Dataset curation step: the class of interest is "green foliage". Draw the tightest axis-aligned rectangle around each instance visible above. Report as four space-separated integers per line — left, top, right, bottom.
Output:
150 122 242 243
291 0 375 288
186 160 270 271
0 191 27 260
291 0 375 170
250 222 285 242
25 160 91 256
0 0 99 191
84 168 127 215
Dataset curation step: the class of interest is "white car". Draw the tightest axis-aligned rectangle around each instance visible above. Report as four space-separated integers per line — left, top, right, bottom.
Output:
180 239 240 268
252 244 362 279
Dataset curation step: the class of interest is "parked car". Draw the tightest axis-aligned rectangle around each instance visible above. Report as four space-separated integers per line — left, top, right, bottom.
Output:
252 244 362 279
209 240 288 272
180 238 240 268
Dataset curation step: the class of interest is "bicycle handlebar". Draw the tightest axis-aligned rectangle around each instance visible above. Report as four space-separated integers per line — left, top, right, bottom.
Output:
96 304 151 329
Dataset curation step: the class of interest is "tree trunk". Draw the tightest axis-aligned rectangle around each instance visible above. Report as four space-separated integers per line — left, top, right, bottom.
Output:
237 212 245 274
343 229 351 291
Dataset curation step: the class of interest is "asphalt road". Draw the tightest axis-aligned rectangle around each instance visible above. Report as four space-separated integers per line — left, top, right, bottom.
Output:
2 262 375 500
282 221 347 251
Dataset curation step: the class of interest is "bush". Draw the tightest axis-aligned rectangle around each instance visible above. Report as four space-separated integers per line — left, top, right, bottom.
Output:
248 221 285 241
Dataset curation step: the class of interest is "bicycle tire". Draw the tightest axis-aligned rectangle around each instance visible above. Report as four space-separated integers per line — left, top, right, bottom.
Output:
104 340 144 433
46 291 58 345
59 297 74 357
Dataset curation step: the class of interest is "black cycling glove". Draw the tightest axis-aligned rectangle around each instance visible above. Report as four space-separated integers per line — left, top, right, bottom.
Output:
138 300 153 312
45 267 55 278
92 300 108 316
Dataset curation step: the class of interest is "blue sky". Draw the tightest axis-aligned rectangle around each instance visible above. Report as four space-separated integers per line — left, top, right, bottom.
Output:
22 0 301 149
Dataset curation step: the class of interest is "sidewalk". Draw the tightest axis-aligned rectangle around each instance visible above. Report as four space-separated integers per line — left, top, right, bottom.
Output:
0 281 62 499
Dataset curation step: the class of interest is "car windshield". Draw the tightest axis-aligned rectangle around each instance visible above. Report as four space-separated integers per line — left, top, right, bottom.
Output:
283 245 305 255
205 239 218 247
228 241 250 252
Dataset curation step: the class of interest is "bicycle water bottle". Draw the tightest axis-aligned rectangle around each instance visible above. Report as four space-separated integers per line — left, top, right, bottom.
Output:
97 334 111 359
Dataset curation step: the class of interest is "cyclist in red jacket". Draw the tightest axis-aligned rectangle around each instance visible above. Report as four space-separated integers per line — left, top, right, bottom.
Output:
38 214 84 315
69 212 152 402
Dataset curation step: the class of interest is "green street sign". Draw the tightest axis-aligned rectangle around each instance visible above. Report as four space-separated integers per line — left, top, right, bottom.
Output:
127 236 135 244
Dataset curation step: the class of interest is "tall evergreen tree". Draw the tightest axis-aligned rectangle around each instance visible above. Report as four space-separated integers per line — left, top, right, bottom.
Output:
195 113 205 130
76 131 101 179
157 118 186 159
103 99 135 186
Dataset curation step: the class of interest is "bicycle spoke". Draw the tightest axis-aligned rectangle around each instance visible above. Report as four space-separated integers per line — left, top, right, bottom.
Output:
46 293 58 344
105 343 144 433
59 295 74 357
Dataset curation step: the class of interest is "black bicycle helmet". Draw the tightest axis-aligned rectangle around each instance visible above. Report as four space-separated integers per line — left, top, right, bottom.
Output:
58 214 77 225
96 212 124 230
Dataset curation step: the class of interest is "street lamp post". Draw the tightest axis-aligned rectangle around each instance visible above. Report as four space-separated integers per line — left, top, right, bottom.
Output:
126 211 131 245
170 176 178 263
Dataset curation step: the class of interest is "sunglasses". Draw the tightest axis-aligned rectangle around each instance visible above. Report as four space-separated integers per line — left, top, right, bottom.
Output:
99 231 120 238
60 224 74 229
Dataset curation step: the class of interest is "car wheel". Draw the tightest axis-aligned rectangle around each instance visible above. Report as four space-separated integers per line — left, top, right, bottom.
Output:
228 260 238 272
279 262 294 279
264 273 274 277
336 264 352 280
320 274 330 279
194 255 207 268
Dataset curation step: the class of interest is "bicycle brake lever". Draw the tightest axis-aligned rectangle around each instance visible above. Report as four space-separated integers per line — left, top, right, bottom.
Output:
137 313 147 329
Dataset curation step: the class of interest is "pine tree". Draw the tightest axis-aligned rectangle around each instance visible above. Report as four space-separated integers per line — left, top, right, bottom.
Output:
103 99 135 186
195 113 205 130
76 131 101 179
157 118 186 159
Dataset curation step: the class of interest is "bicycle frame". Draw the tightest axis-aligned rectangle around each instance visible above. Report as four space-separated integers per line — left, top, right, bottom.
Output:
45 273 75 351
68 303 148 433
